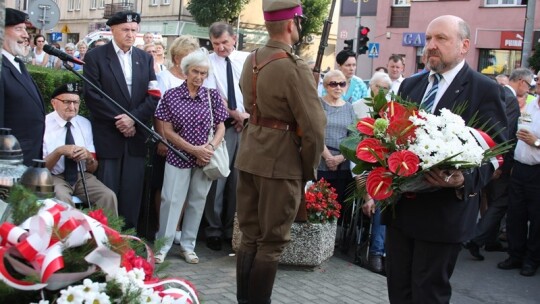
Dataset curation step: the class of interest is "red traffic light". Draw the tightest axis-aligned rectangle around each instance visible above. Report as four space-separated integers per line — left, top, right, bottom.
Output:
360 27 370 35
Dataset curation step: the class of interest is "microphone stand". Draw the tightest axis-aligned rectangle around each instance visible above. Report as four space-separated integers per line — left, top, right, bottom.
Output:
61 61 189 162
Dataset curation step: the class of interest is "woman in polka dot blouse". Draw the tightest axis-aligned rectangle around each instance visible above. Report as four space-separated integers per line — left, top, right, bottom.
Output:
154 50 228 264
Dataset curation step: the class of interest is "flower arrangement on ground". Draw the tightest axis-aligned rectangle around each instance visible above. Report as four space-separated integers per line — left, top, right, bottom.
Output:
305 178 341 224
340 92 511 208
0 186 199 304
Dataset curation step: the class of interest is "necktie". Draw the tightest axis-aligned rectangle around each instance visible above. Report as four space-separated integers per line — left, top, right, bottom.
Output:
422 73 441 113
64 121 78 186
225 57 237 110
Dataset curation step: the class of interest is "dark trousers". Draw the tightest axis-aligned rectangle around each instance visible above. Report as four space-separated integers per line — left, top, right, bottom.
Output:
472 175 510 246
507 161 540 266
97 144 145 231
386 226 462 304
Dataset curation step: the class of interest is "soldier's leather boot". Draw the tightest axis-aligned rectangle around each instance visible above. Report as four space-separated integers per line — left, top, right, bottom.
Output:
236 250 256 304
248 258 279 304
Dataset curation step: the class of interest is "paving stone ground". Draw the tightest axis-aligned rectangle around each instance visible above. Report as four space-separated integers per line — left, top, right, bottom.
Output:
160 241 540 304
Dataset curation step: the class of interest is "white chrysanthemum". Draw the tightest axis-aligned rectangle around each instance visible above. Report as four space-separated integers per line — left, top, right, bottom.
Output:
140 289 163 303
161 295 175 304
57 285 85 304
127 268 146 284
31 300 50 304
84 292 111 304
408 109 485 169
81 278 103 296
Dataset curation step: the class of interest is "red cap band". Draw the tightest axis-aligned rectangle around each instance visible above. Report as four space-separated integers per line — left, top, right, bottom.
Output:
264 5 303 21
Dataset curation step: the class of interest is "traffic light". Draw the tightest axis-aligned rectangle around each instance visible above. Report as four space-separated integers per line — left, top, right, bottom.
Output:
357 26 370 55
238 33 247 50
344 39 354 51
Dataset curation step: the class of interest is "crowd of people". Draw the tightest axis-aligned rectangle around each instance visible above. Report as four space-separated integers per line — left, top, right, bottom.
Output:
2 1 540 303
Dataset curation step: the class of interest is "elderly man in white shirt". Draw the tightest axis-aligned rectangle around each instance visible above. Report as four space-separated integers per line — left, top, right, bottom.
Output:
43 83 118 215
204 21 250 251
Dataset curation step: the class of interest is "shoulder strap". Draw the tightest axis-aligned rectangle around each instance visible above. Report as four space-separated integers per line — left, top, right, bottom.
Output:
207 89 214 137
250 49 289 124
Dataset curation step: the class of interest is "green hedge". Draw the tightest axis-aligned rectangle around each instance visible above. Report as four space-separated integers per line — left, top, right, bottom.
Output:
27 65 90 118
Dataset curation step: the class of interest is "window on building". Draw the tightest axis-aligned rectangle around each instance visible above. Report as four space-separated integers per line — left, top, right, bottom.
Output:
162 0 171 4
390 6 410 28
75 0 81 10
485 0 526 5
393 0 411 6
478 49 522 76
98 0 105 9
150 0 159 6
68 0 74 11
91 0 97 9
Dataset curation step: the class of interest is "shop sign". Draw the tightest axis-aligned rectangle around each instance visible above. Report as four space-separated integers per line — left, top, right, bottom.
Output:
500 31 523 50
402 33 425 47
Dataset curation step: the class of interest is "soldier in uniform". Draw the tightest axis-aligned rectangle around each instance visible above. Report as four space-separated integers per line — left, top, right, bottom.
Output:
235 0 326 303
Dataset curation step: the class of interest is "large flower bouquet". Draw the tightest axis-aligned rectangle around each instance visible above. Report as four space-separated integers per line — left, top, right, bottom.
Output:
340 91 510 208
305 178 341 224
0 186 199 304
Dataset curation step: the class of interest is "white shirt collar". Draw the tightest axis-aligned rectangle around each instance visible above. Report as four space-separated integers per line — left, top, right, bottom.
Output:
504 84 516 97
112 39 132 55
430 60 465 85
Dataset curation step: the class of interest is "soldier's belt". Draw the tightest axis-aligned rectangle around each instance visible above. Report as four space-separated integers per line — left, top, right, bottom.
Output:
250 116 297 132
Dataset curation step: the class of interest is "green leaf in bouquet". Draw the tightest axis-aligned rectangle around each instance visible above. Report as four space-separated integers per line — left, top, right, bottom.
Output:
339 136 361 164
7 185 43 225
352 162 374 175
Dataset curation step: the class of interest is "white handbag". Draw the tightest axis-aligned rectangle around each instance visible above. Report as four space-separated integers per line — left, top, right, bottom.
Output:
203 90 230 180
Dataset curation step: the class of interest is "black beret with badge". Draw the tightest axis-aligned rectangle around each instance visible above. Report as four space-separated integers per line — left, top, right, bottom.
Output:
51 82 83 99
5 8 28 27
106 11 141 26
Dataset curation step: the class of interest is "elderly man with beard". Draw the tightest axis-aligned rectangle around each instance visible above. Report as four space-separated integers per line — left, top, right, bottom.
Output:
385 15 508 303
1 8 45 166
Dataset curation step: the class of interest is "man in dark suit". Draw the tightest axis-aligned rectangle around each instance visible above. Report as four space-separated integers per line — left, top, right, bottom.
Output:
464 68 529 260
83 11 157 231
386 15 508 303
1 8 45 166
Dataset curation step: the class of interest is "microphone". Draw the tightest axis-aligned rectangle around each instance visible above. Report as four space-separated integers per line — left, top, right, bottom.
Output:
43 44 85 65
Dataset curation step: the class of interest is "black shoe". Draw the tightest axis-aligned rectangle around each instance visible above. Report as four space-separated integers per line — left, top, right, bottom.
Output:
206 236 222 251
368 255 384 273
520 264 538 277
484 242 507 252
463 241 484 261
497 257 522 270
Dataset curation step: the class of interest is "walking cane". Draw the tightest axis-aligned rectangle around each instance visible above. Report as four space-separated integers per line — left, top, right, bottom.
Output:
78 161 92 209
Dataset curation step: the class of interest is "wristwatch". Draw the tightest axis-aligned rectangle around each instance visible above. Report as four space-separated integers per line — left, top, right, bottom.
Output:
535 139 540 148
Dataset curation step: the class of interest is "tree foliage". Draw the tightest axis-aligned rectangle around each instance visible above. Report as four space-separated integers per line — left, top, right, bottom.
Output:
301 0 331 39
187 0 251 27
528 42 540 73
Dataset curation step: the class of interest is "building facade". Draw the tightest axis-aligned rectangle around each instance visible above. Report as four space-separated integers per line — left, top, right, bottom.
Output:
337 0 540 80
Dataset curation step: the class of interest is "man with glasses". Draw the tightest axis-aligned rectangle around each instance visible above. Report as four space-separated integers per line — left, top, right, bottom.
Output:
1 8 45 166
235 0 326 302
498 67 540 277
43 83 118 215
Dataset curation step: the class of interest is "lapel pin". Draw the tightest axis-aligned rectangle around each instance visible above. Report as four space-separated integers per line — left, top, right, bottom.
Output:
455 90 460 94
136 62 139 65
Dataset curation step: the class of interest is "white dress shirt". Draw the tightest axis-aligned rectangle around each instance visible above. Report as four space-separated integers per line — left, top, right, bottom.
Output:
112 39 133 95
514 99 540 165
205 49 250 113
390 75 404 95
43 111 95 175
424 60 465 113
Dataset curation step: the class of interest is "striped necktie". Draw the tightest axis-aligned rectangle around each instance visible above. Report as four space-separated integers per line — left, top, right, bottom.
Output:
422 73 441 113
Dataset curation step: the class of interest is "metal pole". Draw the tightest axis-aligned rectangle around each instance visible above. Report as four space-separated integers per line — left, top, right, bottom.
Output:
355 0 362 76
521 0 536 69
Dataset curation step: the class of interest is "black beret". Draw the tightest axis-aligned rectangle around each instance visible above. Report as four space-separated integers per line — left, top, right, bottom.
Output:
51 83 82 99
5 8 28 27
106 11 141 26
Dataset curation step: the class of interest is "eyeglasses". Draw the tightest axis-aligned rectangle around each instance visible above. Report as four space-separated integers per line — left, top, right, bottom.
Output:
146 50 157 54
54 98 80 105
327 81 346 88
37 40 45 43
521 79 535 90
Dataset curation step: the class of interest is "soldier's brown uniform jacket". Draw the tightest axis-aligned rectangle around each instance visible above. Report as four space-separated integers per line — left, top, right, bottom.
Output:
236 40 326 180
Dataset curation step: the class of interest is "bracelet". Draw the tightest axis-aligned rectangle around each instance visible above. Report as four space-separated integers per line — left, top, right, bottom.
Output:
208 143 215 150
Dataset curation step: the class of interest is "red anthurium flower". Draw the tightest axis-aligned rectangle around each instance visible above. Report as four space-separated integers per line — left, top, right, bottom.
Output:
356 138 389 163
388 150 420 176
366 167 394 200
356 117 376 136
387 118 417 145
379 102 408 121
